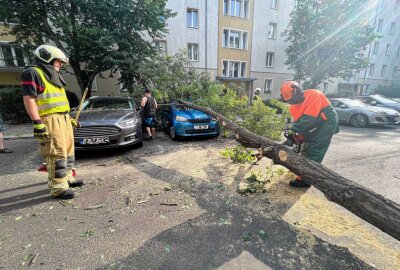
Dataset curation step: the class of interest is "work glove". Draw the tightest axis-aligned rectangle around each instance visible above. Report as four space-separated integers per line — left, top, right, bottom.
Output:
70 118 81 128
33 120 50 140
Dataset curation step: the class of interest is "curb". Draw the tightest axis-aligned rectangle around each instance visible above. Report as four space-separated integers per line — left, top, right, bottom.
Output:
4 135 34 140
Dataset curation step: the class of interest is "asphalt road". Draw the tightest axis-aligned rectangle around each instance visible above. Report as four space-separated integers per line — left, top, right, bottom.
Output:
324 124 400 204
0 125 399 269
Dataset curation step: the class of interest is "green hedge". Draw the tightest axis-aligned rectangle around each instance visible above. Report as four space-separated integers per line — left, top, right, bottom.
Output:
0 88 80 123
372 84 400 98
0 88 30 123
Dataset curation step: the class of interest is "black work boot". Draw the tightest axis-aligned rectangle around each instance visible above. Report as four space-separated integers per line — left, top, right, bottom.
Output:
289 179 311 188
68 180 86 188
54 189 78 200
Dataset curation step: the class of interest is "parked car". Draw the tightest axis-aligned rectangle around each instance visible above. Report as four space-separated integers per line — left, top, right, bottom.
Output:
70 96 142 150
354 94 400 112
161 102 219 140
330 98 400 127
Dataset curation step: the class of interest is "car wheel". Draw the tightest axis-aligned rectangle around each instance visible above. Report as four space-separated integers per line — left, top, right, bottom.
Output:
350 114 368 127
169 126 177 140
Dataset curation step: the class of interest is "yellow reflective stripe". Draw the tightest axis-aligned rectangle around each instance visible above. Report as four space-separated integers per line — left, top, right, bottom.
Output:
38 102 69 110
37 93 65 100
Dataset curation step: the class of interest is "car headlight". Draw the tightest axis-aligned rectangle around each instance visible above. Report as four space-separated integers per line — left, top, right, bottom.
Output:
175 116 189 122
211 117 218 121
118 118 138 127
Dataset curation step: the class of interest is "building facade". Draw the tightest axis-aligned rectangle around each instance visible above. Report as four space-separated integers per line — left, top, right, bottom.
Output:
349 0 400 95
163 0 400 99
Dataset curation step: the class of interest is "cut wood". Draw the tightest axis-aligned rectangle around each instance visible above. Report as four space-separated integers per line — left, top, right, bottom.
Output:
177 99 400 241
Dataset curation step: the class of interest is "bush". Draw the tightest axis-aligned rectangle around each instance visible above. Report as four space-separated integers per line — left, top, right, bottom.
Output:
372 84 400 98
0 88 30 123
0 88 80 123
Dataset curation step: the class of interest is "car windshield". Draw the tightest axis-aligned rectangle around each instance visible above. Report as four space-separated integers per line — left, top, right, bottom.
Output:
341 99 368 107
174 104 192 111
83 99 133 110
371 95 398 104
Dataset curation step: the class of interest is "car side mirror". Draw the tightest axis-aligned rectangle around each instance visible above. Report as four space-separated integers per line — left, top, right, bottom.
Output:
370 101 377 106
340 104 347 109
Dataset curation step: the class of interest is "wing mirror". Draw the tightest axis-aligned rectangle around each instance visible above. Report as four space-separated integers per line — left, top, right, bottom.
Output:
370 101 377 106
340 104 347 109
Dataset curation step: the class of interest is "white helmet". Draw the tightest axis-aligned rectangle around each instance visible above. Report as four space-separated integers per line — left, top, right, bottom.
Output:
34 44 69 65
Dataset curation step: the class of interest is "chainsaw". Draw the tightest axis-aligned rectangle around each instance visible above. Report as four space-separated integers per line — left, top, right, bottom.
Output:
283 131 304 153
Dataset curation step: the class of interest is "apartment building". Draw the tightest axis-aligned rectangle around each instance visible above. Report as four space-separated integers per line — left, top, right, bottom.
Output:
162 0 295 99
0 24 120 98
348 0 400 95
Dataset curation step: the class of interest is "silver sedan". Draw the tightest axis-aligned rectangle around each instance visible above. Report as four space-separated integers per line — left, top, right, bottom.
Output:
330 98 400 127
70 96 143 150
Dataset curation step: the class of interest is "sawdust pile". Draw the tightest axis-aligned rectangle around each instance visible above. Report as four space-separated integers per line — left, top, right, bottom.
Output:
283 188 400 270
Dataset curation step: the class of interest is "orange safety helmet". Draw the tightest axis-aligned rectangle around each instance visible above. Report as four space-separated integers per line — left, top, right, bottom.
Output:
280 81 300 101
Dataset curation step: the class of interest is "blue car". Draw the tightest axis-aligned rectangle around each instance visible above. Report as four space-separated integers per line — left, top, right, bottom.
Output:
161 102 220 140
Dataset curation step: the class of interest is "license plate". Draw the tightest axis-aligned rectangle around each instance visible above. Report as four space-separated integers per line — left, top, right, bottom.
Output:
194 125 209 130
80 137 110 145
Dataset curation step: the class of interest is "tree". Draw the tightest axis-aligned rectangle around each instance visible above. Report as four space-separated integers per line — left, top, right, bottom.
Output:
126 50 214 103
283 0 377 88
178 99 400 241
0 0 174 96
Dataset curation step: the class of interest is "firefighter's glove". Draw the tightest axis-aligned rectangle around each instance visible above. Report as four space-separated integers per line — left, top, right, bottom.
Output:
70 118 81 128
33 120 50 140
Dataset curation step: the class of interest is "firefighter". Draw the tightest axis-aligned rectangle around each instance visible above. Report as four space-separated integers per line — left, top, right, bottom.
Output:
22 44 85 199
280 81 339 188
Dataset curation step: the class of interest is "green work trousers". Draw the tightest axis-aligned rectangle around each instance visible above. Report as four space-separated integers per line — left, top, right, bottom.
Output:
301 133 334 163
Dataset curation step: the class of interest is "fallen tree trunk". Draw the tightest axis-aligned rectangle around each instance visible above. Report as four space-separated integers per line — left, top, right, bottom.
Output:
178 99 400 241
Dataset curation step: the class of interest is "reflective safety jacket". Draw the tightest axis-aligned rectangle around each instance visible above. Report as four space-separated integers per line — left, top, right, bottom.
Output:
290 89 339 141
35 67 70 116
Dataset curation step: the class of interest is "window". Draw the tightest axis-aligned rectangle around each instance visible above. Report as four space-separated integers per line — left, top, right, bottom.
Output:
386 44 391 56
271 0 279 9
222 60 246 78
187 44 199 61
266 52 274 67
268 23 277 39
393 66 399 78
390 22 396 35
222 29 248 50
264 79 273 93
223 0 229 15
323 82 329 93
230 30 240 48
154 40 167 56
377 19 383 32
91 77 98 92
0 43 26 67
224 0 249 18
363 84 370 95
381 65 387 76
187 9 198 28
373 42 379 54
369 64 375 76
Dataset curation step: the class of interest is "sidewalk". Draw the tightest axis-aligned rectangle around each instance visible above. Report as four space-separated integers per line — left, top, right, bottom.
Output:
2 123 33 140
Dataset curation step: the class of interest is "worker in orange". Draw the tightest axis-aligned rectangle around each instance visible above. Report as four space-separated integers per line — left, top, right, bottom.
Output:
280 81 339 188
